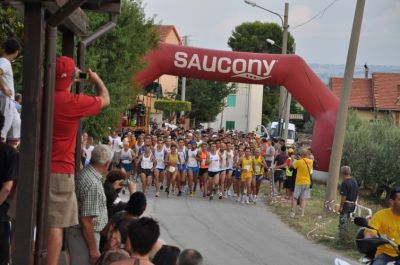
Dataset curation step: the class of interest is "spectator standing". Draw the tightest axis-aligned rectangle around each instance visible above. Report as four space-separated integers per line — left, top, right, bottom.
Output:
290 149 313 218
47 56 110 265
274 145 288 194
66 144 112 265
109 131 123 168
338 166 358 226
0 38 20 147
0 112 18 265
14 93 21 114
176 249 203 265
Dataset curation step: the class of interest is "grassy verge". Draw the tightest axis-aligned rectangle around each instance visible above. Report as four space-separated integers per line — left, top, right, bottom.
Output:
261 183 384 260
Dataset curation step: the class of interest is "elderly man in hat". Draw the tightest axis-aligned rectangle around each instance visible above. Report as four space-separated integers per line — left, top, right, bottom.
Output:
47 56 110 265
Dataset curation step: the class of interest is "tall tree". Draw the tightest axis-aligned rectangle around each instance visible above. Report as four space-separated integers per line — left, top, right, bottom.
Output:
185 79 236 125
228 21 298 124
82 0 158 139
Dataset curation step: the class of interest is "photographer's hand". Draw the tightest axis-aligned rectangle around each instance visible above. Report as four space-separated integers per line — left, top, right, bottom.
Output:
87 69 110 108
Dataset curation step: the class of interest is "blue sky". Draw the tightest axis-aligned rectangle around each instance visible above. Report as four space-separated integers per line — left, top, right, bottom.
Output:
143 0 400 66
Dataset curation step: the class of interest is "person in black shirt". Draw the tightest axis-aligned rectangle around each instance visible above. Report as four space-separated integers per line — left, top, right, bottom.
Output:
0 112 18 265
339 165 358 226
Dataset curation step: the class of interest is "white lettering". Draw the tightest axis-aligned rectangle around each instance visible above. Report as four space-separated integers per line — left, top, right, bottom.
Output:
232 59 247 74
263 60 277 76
248 59 262 76
202 55 217 72
217 57 231 74
174 52 188 68
187 54 201 70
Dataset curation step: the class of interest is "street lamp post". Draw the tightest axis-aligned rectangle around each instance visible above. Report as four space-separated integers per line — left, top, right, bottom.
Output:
244 0 289 138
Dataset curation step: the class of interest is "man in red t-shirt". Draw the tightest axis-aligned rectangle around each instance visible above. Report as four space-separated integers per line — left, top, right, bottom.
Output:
46 56 110 265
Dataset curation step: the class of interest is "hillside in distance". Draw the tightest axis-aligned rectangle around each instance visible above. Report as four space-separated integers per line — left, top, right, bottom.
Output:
309 64 400 85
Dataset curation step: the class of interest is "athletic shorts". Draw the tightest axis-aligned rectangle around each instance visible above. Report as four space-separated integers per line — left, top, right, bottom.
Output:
265 160 273 167
187 166 199 174
141 168 153 177
234 170 241 180
293 185 311 200
178 164 187 172
48 173 78 228
120 162 132 172
284 176 295 191
274 170 285 183
208 171 219 178
255 174 263 182
226 168 233 174
155 167 165 173
199 168 208 176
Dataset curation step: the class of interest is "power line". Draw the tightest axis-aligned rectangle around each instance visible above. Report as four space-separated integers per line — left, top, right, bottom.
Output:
291 0 340 29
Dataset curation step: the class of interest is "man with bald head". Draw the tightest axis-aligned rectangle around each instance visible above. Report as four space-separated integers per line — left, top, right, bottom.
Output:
177 249 203 265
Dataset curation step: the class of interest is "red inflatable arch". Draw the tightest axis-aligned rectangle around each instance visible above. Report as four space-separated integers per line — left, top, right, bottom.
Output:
134 43 339 172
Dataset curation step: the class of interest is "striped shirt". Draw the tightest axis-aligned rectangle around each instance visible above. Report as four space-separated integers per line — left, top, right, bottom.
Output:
75 165 108 232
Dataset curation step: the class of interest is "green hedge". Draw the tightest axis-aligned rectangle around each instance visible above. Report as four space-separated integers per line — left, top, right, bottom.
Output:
154 99 191 112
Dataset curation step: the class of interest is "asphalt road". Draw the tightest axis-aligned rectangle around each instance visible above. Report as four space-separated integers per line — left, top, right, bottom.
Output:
122 185 356 265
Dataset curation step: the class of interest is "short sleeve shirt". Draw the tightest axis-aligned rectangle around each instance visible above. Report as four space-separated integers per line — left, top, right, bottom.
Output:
340 178 358 202
51 92 102 174
75 165 108 232
0 58 14 99
293 158 313 185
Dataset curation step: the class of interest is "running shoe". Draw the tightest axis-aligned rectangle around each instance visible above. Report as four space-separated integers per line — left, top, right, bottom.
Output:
178 191 182 197
249 195 253 203
233 193 238 197
245 196 250 204
253 195 258 203
290 211 296 218
236 196 241 203
227 190 232 197
165 187 169 193
223 191 228 198
155 192 160 197
160 185 164 190
190 191 194 197
219 192 223 200
203 192 206 198
210 194 214 200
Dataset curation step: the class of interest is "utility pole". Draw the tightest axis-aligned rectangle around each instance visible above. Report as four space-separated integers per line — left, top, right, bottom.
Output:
325 0 366 206
283 43 295 142
180 36 189 117
278 2 289 137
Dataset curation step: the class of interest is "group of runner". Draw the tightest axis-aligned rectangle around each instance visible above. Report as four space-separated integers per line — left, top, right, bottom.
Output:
108 128 301 205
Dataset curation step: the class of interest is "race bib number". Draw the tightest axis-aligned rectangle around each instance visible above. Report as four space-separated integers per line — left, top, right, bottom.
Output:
122 160 130 164
201 159 206 166
244 165 250 171
169 166 176 173
255 166 261 172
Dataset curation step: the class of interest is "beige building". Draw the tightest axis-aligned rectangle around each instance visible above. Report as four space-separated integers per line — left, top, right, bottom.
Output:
138 25 182 123
330 72 400 125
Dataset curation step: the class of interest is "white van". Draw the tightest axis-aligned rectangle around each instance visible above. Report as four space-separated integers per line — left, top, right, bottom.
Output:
269 122 296 146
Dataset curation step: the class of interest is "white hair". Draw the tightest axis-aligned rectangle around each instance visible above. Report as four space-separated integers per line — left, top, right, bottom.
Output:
90 144 113 165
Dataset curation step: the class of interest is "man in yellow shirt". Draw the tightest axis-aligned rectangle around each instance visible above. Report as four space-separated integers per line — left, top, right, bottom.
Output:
365 187 400 265
290 149 313 218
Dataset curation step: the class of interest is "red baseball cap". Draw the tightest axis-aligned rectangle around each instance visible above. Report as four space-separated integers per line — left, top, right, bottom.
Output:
55 56 75 91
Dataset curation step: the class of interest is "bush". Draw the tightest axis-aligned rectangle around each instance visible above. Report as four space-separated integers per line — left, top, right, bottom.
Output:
342 112 400 200
154 99 191 112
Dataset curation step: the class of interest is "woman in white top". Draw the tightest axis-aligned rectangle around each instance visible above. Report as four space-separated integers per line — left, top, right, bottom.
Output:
218 143 228 199
134 135 145 182
207 142 220 200
154 139 167 197
118 141 134 179
225 142 235 197
138 145 155 194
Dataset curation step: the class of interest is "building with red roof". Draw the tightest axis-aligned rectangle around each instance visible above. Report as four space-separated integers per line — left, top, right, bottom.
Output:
330 72 400 125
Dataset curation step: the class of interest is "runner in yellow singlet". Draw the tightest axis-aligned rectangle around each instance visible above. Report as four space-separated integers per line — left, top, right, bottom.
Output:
252 149 267 203
239 147 253 204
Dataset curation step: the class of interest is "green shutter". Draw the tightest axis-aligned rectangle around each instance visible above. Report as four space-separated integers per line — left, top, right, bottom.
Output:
227 95 236 107
226 121 235 130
